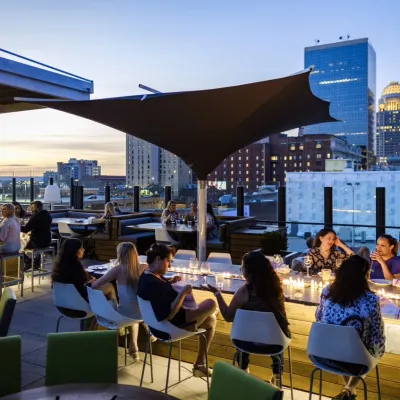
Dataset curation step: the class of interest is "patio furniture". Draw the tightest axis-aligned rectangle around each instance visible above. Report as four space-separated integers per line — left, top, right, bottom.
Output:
0 383 179 400
0 252 24 297
87 287 143 366
231 310 293 400
155 228 180 247
52 282 95 332
45 331 118 386
23 246 55 292
174 249 196 260
0 335 21 397
57 222 82 244
138 296 210 394
0 288 17 337
207 252 232 264
307 322 382 400
209 361 283 400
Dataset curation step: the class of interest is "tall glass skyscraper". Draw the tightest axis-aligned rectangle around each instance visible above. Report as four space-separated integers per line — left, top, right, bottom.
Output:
304 38 376 169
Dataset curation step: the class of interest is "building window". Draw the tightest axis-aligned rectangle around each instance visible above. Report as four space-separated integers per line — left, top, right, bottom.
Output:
238 157 241 160
307 154 310 159
231 164 234 167
294 163 297 167
316 154 322 159
284 156 287 160
307 162 310 167
273 177 276 182
246 163 249 168
290 144 296 151
231 157 234 160
271 156 278 161
327 153 331 158
299 144 304 150
316 142 322 149
284 163 287 167
246 178 249 182
289 156 292 160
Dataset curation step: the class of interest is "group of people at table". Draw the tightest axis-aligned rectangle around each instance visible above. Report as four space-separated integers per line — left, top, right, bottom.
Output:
2 200 400 400
50 227 399 400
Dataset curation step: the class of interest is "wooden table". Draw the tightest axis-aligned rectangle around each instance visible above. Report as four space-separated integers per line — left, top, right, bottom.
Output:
127 222 197 233
2 383 179 399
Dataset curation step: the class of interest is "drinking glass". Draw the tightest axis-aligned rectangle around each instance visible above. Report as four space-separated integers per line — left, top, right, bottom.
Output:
200 262 211 283
215 274 224 290
303 255 312 278
335 258 343 270
189 257 198 281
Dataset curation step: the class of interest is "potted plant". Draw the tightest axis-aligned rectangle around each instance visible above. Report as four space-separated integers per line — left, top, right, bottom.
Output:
261 230 288 256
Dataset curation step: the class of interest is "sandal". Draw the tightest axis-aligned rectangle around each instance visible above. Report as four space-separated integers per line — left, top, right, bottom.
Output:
193 364 212 377
332 389 356 400
128 350 140 362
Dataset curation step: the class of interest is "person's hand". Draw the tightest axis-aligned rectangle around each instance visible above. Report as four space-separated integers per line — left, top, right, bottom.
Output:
205 284 220 294
334 236 343 247
170 275 182 283
182 284 192 295
371 251 384 264
88 277 96 284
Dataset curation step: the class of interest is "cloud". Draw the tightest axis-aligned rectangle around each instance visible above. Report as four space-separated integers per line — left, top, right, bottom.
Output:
0 164 30 167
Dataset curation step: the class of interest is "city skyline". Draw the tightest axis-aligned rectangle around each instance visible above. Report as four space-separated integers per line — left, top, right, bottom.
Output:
1 0 400 176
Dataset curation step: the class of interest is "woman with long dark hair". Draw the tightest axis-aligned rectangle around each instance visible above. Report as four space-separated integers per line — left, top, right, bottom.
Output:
206 203 218 239
316 255 385 400
12 201 26 219
370 234 400 280
306 228 354 275
52 238 116 301
204 251 290 384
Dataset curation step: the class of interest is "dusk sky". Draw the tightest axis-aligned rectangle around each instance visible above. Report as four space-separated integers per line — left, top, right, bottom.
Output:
1 0 399 176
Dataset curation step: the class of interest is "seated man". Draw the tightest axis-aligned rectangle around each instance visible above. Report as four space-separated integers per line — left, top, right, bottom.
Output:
0 203 21 254
21 201 52 270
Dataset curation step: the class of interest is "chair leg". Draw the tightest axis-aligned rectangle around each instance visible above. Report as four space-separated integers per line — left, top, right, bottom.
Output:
232 350 237 366
309 367 319 400
19 257 24 298
288 347 294 400
360 377 368 400
376 365 381 400
319 369 322 400
165 342 173 394
56 316 64 332
31 253 34 292
178 340 182 381
140 334 150 387
149 339 154 383
203 334 210 392
124 327 128 367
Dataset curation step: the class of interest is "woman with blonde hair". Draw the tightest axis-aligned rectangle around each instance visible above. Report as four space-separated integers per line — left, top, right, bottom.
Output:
161 200 180 224
92 242 146 360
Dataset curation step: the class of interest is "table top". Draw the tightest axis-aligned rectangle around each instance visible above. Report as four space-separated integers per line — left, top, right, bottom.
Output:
127 222 197 233
2 383 178 399
52 217 102 226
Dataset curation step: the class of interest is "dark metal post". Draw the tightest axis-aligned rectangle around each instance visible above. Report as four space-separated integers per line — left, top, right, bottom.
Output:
49 177 54 185
278 186 286 229
376 187 385 240
74 186 84 210
12 177 16 202
324 187 333 229
70 177 75 208
164 186 172 208
236 185 244 217
30 177 35 202
133 186 140 212
104 185 111 204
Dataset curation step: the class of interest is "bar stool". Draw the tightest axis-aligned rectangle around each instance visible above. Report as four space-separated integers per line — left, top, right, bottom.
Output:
23 247 55 292
0 252 24 298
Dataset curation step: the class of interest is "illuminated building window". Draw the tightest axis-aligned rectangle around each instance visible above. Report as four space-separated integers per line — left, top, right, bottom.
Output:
289 156 292 160
284 156 287 160
316 154 322 159
246 163 249 167
284 163 287 167
316 143 322 149
327 153 331 158
290 144 296 151
307 162 310 166
246 178 249 182
271 156 278 161
238 157 241 160
231 164 234 167
273 177 276 182
299 144 304 150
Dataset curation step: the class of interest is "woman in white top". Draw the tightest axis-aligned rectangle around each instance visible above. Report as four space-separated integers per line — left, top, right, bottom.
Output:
0 203 21 254
92 242 146 361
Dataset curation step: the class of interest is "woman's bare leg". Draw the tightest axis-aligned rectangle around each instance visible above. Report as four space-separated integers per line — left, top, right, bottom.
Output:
128 323 139 353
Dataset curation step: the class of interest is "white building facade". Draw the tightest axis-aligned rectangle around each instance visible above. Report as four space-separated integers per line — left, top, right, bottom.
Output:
286 171 400 240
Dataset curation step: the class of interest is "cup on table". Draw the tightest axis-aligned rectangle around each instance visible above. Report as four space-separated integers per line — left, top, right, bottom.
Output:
215 274 224 290
321 269 331 282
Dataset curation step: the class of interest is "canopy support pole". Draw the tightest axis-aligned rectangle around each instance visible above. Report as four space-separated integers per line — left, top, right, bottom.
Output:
197 180 207 262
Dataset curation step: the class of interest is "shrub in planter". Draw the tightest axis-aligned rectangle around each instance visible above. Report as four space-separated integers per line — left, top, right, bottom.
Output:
261 230 288 256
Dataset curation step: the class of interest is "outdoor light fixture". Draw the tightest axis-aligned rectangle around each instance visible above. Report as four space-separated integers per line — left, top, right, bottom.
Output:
44 177 61 210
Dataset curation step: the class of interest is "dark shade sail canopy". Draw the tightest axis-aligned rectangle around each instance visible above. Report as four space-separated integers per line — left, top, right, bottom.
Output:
17 70 336 179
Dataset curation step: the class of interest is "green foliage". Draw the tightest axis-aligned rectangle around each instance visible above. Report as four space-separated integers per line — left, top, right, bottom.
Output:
261 230 288 255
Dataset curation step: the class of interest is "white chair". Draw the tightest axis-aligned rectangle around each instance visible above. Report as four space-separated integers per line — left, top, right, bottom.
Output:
307 322 382 400
207 252 232 264
231 310 294 400
174 250 196 260
155 228 180 247
52 282 94 332
138 296 210 394
58 222 82 244
87 287 143 366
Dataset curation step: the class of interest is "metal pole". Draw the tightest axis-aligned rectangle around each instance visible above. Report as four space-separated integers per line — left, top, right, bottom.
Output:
49 177 54 185
104 185 111 204
376 187 385 240
197 180 207 262
164 186 172 208
352 186 355 247
12 177 16 202
70 177 75 208
236 185 244 217
30 177 35 202
133 186 140 212
277 186 286 230
323 187 333 229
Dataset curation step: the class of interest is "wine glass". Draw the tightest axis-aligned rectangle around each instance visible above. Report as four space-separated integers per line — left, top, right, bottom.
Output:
200 262 211 283
335 258 343 270
189 257 198 281
273 254 283 269
303 255 312 278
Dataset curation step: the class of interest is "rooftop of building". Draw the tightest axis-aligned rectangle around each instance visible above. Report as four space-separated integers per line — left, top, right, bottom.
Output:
304 37 371 52
381 81 400 97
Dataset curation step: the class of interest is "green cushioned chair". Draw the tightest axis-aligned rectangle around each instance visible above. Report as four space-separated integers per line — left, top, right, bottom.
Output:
45 330 118 386
209 361 283 400
0 287 17 337
0 335 21 397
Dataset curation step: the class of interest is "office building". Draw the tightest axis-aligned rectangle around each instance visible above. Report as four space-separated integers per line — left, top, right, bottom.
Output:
304 38 376 169
43 171 58 186
126 135 191 193
377 81 400 164
57 158 101 185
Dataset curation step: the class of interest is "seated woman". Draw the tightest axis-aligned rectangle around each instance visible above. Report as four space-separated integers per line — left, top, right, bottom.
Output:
316 255 385 400
12 201 26 219
206 203 218 239
184 201 197 224
204 251 290 385
306 228 354 275
52 238 116 303
0 203 21 254
161 200 180 224
370 234 400 280
137 243 217 377
92 242 146 361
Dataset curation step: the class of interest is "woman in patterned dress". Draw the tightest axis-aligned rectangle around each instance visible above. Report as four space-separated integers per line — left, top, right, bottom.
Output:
306 228 354 275
316 255 385 400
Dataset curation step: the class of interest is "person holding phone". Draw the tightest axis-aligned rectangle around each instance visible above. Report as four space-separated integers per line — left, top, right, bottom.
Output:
370 234 400 280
